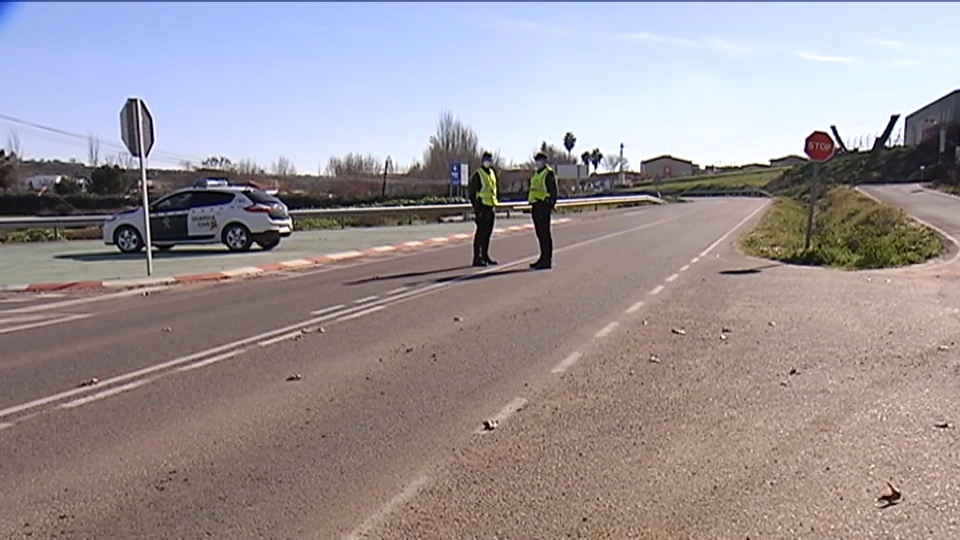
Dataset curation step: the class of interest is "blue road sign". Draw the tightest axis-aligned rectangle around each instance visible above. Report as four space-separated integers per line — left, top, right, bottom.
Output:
449 163 461 186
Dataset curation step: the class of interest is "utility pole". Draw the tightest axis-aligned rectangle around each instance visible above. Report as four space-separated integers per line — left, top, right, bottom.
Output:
381 156 392 199
618 142 625 187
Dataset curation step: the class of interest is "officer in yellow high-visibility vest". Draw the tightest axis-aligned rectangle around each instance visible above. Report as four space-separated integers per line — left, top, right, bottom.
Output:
467 152 499 267
527 151 558 270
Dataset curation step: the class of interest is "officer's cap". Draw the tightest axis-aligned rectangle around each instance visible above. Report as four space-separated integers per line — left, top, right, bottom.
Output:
534 151 548 160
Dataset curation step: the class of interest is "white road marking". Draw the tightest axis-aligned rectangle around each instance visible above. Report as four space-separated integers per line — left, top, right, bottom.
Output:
0 286 170 315
222 266 265 277
665 273 679 283
278 259 313 269
258 331 304 347
0 313 56 324
476 397 528 434
59 380 151 409
625 300 645 314
385 286 409 296
698 201 770 258
649 285 664 296
551 351 583 374
343 475 432 540
309 304 346 316
177 349 247 372
0 422 14 431
690 257 700 264
327 250 365 261
353 295 379 304
0 211 691 426
595 322 620 338
0 313 92 335
0 297 34 304
336 305 385 322
679 264 690 272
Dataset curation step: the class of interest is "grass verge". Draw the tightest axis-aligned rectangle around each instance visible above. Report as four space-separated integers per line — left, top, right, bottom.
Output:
619 168 788 195
742 187 943 269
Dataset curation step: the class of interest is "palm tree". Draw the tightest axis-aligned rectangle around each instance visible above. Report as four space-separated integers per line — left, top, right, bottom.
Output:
563 132 577 160
589 148 603 173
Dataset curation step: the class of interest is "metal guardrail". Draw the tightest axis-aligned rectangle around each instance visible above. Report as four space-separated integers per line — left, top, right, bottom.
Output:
678 188 772 198
0 194 664 231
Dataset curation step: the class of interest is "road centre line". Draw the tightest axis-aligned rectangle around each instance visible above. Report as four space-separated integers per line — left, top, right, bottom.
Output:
309 304 346 316
595 322 619 338
649 285 664 296
353 295 379 304
0 314 93 335
0 211 689 423
0 286 170 315
475 397 528 435
665 273 679 283
59 380 153 409
551 351 583 374
336 305 385 322
679 264 690 272
625 300 644 314
343 475 432 540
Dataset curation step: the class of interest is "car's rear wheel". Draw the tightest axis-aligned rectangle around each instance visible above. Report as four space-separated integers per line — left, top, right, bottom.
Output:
222 223 253 252
257 238 280 251
114 226 144 254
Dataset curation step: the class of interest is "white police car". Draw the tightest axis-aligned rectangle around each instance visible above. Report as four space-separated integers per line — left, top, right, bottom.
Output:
103 178 294 254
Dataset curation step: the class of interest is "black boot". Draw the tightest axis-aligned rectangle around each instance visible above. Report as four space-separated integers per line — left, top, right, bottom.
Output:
483 255 499 265
532 259 552 270
473 257 488 267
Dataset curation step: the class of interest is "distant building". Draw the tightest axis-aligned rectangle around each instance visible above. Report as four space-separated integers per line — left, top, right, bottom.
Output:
21 174 67 191
740 163 770 172
769 155 807 168
640 155 697 179
904 89 960 147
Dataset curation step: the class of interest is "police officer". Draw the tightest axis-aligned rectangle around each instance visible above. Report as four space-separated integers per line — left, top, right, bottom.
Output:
527 151 558 269
467 151 499 267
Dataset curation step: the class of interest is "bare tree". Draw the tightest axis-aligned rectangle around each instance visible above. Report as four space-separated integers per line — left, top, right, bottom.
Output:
87 133 101 166
271 155 296 176
602 154 629 171
325 152 382 176
6 130 22 160
0 149 16 191
524 141 578 168
116 152 135 170
235 158 265 175
422 110 482 180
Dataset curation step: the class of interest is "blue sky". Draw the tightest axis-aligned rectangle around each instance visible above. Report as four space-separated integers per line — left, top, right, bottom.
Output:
1 1 958 173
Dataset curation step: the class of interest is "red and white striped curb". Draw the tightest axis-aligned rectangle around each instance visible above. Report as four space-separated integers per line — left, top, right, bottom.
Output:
0 218 573 293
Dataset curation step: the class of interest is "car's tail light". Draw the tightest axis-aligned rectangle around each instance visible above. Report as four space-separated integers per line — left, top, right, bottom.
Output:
245 203 288 219
244 204 272 213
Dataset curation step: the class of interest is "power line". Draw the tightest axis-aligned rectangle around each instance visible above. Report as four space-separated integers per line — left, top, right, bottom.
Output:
0 112 206 166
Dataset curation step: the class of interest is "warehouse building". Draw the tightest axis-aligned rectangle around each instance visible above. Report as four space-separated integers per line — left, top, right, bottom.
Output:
904 89 960 147
640 154 698 179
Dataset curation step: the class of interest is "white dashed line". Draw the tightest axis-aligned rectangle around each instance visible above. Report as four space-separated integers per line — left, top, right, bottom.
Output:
343 475 432 540
309 304 346 316
385 286 409 296
665 273 679 283
59 380 152 409
336 305 385 322
595 322 620 338
258 331 304 348
649 285 664 296
625 300 645 314
679 264 690 272
0 422 14 431
476 397 528 434
551 351 583 374
353 295 379 304
0 313 93 335
690 257 700 264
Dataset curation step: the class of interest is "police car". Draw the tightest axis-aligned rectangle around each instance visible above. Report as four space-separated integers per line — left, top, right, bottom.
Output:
103 178 294 254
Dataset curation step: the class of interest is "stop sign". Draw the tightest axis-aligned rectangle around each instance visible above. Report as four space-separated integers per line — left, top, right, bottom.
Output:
804 131 835 162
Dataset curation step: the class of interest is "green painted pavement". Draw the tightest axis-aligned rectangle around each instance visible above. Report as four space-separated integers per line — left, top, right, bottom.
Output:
0 219 528 286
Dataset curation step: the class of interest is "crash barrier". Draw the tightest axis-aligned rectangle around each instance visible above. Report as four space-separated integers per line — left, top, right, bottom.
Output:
0 194 666 231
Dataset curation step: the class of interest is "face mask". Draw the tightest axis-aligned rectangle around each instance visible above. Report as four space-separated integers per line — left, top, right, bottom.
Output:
482 161 492 168
536 160 546 168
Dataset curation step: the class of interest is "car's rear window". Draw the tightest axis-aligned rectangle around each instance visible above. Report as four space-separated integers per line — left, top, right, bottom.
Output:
244 190 282 205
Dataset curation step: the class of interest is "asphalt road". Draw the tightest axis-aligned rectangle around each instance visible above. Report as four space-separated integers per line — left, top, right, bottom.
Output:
860 183 960 244
0 199 768 539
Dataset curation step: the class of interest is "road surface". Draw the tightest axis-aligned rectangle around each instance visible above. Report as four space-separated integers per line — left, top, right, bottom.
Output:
860 183 960 245
0 198 771 539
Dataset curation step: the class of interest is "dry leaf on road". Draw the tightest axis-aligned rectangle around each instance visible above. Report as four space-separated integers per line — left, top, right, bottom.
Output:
877 481 901 507
286 374 302 382
671 328 686 336
77 377 100 388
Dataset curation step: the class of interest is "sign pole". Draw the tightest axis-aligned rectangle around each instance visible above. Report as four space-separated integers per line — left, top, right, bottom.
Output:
135 99 154 275
804 162 819 252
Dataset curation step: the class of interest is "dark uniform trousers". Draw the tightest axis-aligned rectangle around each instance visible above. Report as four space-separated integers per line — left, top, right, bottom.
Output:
531 201 553 263
473 203 496 260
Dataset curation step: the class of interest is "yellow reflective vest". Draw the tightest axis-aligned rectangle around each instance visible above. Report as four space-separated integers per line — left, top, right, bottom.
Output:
528 166 553 203
477 168 498 206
